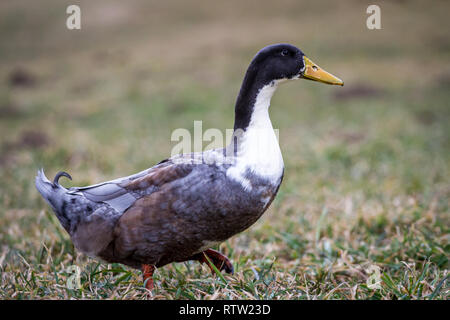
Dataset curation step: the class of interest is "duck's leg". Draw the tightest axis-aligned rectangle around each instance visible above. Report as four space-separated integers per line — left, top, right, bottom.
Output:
141 264 155 290
190 249 234 275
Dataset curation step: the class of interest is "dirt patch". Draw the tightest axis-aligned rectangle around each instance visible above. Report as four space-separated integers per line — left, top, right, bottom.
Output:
415 110 437 126
18 130 49 149
8 68 36 88
435 72 450 89
328 129 366 144
333 85 384 101
0 129 50 167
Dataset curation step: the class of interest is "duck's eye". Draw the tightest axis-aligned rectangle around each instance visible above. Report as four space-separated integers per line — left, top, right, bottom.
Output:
281 49 289 57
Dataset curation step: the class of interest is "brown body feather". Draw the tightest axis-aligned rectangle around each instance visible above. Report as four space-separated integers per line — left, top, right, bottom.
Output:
95 158 282 268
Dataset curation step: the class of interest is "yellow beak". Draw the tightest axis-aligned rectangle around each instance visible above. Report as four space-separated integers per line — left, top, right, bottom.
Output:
302 56 344 86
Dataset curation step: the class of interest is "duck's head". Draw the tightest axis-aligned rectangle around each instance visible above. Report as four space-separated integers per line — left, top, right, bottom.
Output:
233 44 343 131
248 43 343 86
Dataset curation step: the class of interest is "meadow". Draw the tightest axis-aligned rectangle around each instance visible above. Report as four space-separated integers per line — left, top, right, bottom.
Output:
0 0 448 299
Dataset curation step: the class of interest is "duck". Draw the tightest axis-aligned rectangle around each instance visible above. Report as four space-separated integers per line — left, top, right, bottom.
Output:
35 43 343 290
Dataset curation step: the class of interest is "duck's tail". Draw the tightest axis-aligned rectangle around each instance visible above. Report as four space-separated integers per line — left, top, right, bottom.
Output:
35 169 72 215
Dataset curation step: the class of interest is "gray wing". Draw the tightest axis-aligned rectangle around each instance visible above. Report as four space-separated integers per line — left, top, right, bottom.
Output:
67 159 193 214
68 149 227 214
67 164 159 214
73 182 137 214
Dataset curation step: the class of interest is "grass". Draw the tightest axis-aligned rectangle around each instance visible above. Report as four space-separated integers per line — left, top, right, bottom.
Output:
0 0 449 299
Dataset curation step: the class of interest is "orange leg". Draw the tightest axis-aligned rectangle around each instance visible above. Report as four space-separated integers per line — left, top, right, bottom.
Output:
192 249 234 274
142 264 155 290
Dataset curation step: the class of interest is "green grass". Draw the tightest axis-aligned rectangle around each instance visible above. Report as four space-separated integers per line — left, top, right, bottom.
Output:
0 0 449 299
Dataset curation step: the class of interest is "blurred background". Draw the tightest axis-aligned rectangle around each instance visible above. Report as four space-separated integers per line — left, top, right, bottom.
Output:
0 0 448 299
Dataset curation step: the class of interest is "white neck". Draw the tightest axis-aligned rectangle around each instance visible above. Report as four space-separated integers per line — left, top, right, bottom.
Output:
226 82 284 188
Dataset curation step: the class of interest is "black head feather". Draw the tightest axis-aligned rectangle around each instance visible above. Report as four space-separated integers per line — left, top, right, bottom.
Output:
234 44 305 131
